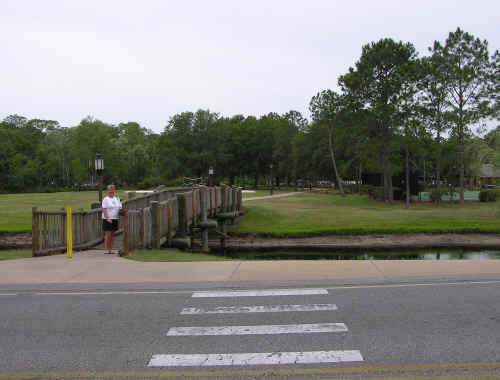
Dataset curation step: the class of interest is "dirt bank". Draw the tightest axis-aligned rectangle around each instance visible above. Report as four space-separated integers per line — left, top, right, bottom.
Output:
0 233 32 249
215 233 500 251
3 232 500 252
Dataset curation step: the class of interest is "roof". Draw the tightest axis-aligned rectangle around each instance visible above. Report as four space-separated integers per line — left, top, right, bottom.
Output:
480 164 500 178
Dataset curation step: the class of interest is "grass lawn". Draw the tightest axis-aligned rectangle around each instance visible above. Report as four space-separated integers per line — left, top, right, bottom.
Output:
125 248 234 262
0 190 129 233
233 193 500 236
0 249 32 261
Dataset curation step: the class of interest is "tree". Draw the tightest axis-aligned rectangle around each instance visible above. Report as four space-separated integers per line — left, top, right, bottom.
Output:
431 28 499 204
419 52 454 202
339 38 418 202
310 90 346 196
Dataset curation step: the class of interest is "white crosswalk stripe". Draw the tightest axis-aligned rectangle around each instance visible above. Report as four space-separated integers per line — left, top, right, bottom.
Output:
167 322 348 336
181 303 338 314
192 288 328 298
148 350 364 367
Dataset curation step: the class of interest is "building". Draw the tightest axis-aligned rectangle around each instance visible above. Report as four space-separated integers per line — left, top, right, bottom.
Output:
480 164 500 187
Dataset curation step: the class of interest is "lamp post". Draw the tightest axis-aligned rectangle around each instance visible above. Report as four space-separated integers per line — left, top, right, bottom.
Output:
270 163 274 196
95 153 104 203
208 166 214 187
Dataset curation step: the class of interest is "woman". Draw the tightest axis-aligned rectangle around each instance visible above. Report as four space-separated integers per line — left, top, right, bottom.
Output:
102 184 122 254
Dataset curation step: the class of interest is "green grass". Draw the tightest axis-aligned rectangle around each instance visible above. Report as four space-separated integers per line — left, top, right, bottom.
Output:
125 248 234 262
233 193 500 236
0 190 129 233
0 249 32 261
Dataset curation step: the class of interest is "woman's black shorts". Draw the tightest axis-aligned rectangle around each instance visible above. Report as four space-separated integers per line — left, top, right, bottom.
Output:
103 219 118 232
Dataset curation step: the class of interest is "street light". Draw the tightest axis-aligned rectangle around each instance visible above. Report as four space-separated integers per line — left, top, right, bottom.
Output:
95 153 104 202
208 166 214 187
270 163 274 196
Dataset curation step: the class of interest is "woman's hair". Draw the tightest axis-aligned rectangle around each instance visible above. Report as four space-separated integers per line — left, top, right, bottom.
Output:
107 184 115 191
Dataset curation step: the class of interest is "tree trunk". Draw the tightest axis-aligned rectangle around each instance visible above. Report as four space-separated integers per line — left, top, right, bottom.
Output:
328 124 345 196
436 130 441 204
458 93 465 205
357 161 362 194
405 146 410 208
459 137 465 204
382 143 393 203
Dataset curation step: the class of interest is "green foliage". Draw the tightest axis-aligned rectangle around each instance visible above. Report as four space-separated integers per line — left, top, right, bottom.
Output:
479 189 500 202
368 186 385 201
429 188 448 202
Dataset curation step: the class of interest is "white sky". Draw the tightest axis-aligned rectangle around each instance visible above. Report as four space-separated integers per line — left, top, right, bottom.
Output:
1 0 499 133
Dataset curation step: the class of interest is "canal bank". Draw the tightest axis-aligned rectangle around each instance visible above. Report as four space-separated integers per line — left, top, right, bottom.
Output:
211 233 500 252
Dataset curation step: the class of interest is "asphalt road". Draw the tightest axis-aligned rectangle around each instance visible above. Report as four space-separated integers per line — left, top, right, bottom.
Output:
1 280 500 379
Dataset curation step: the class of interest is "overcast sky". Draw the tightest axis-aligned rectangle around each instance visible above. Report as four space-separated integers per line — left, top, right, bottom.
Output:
1 0 499 133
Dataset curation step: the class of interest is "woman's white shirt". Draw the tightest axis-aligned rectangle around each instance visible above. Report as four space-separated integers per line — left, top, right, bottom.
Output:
102 196 122 219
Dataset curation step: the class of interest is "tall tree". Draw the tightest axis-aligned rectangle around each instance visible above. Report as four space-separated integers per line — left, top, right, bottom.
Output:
339 38 418 202
419 52 454 202
310 90 346 196
431 28 499 204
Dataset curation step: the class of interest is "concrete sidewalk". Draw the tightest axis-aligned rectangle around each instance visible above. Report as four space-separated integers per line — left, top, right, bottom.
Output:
1 249 500 285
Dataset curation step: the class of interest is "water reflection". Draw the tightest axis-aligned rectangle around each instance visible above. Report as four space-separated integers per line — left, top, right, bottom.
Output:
342 250 500 260
240 250 500 260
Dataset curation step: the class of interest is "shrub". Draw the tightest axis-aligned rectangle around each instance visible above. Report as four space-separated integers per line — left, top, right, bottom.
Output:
479 189 500 202
360 184 375 195
343 184 355 194
430 188 448 202
368 186 385 201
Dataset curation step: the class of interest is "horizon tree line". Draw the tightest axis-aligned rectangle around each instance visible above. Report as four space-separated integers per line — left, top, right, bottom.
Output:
1 28 498 206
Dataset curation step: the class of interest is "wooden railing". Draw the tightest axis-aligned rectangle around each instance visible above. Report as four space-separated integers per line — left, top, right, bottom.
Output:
121 186 242 255
32 186 243 256
32 207 103 256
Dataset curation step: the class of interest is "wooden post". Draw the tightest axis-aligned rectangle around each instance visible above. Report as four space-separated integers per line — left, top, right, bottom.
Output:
200 187 209 253
176 193 187 237
151 201 160 249
139 208 144 249
231 187 237 212
81 210 86 245
192 190 197 226
215 187 219 216
32 207 38 257
221 186 226 213
237 187 242 214
167 200 173 245
219 186 226 250
122 208 129 255
209 187 214 217
66 205 72 259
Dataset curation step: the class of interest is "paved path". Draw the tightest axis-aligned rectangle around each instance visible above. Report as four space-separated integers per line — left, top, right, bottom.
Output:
1 249 500 285
244 191 305 201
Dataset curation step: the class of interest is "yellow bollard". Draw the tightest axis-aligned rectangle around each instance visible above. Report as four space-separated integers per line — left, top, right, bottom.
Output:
66 205 72 259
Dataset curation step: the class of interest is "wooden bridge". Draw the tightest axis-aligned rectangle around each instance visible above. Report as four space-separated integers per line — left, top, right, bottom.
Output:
32 186 243 256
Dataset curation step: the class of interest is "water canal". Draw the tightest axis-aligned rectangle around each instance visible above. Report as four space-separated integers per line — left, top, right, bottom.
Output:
230 249 500 261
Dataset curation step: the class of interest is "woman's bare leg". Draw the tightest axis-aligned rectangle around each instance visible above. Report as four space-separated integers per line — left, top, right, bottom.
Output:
110 232 115 253
105 231 112 253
